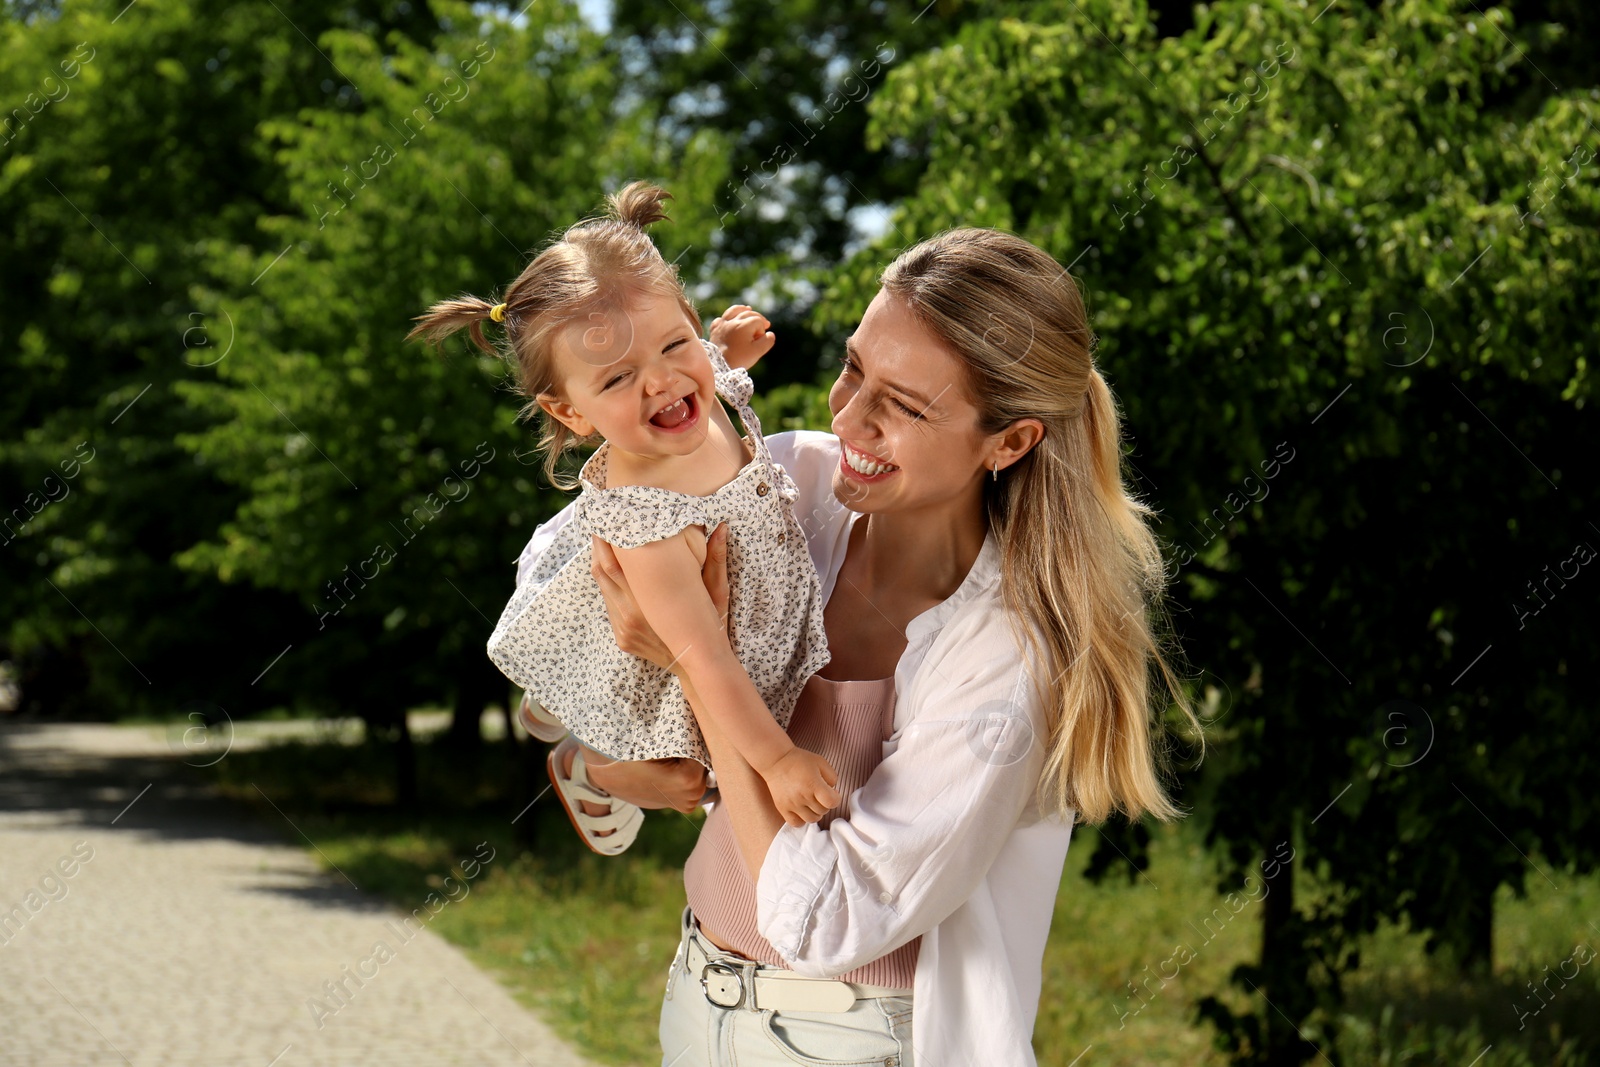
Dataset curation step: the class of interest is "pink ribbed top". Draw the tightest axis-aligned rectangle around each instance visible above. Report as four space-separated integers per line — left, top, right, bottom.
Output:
683 672 920 987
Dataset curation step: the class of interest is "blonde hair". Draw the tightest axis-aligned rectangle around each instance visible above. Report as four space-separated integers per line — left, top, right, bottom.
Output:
407 181 703 488
880 229 1202 825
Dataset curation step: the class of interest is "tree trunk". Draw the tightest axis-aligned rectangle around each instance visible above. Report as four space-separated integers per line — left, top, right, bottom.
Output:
443 655 501 752
394 709 417 809
1258 829 1313 1067
498 688 517 745
512 726 544 847
1451 881 1494 975
1468 885 1494 973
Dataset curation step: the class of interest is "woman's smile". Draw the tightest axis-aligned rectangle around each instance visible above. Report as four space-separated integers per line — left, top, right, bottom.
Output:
839 439 901 480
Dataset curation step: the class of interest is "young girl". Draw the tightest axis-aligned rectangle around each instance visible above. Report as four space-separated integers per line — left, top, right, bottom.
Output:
408 182 841 851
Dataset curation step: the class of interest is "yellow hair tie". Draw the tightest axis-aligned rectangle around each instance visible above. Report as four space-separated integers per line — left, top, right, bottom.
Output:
489 302 507 323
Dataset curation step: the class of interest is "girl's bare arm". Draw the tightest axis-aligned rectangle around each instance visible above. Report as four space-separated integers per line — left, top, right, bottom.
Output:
610 532 840 823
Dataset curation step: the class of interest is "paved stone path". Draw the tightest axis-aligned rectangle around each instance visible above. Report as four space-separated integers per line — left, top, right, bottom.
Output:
0 720 597 1067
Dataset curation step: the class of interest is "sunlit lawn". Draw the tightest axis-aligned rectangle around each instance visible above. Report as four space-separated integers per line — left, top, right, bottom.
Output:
209 726 1599 1067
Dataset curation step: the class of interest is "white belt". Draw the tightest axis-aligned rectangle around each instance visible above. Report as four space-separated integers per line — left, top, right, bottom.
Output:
680 924 911 1013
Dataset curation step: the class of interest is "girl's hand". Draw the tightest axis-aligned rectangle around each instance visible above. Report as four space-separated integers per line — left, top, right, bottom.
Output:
592 523 731 671
763 747 843 827
709 304 775 371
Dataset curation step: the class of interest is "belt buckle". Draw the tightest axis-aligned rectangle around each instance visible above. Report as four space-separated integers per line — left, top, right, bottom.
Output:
700 959 746 1009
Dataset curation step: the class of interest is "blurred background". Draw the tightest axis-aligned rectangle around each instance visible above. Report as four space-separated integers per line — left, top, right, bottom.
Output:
1 0 1596 1064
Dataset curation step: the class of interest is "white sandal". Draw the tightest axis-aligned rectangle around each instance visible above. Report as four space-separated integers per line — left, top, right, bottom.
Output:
518 691 568 743
547 742 643 856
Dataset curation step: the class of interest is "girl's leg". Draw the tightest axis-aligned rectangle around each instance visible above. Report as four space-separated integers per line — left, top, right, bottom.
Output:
555 737 615 835
517 691 568 743
547 736 643 855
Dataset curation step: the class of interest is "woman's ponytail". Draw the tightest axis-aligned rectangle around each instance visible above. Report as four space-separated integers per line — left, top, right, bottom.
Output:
881 228 1203 826
1082 363 1165 596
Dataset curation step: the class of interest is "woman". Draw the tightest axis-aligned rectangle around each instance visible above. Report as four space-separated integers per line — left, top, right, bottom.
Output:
529 228 1198 1065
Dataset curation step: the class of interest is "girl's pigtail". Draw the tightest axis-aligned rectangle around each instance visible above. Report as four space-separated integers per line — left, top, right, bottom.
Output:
608 181 672 229
406 295 504 355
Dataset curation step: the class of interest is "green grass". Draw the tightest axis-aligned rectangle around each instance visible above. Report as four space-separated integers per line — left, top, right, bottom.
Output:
210 730 1600 1067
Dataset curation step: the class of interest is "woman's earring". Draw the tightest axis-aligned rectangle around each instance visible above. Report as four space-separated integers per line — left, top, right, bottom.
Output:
992 460 999 482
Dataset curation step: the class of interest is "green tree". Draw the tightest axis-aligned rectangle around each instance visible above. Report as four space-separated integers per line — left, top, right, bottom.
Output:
823 0 1597 1061
0 0 444 720
604 0 991 384
170 0 734 795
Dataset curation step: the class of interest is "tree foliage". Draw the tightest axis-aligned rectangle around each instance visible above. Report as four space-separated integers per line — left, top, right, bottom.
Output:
827 0 1596 1060
168 0 736 754
0 0 446 717
2 1 1596 1061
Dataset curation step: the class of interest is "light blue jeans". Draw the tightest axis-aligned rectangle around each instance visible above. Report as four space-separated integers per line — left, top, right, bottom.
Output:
659 906 914 1067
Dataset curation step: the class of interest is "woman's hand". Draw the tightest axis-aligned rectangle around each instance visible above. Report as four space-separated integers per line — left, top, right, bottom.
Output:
583 749 710 813
591 523 731 671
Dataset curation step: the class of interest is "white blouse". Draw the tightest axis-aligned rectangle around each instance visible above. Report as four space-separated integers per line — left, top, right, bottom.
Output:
514 429 1076 1065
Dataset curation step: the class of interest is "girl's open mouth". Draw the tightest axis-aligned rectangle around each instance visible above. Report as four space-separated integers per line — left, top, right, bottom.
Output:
649 392 700 433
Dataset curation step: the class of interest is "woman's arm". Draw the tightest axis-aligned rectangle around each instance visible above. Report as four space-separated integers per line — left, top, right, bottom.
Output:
675 673 786 875
593 528 1050 978
751 652 1048 977
683 639 1048 977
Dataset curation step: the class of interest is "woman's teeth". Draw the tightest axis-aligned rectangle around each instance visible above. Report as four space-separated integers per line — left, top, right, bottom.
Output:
844 445 898 476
